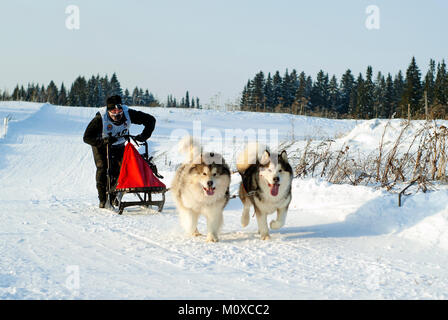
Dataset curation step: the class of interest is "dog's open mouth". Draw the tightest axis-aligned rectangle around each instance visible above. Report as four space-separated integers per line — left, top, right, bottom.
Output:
268 183 280 196
203 187 215 196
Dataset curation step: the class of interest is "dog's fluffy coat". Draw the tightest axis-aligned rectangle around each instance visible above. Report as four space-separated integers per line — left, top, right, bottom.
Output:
237 143 293 240
171 136 231 242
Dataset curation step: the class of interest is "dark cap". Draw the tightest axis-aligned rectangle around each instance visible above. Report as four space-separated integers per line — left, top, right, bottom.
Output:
106 95 122 108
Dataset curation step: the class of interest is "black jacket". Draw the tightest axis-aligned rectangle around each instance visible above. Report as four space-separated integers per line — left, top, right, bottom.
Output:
83 108 156 148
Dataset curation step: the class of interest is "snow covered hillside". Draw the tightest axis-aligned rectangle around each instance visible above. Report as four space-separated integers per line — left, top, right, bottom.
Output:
0 101 447 299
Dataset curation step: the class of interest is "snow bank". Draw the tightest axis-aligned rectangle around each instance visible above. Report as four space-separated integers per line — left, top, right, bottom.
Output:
336 118 448 155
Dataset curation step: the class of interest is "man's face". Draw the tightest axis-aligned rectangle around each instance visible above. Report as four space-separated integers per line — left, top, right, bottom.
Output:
108 104 123 121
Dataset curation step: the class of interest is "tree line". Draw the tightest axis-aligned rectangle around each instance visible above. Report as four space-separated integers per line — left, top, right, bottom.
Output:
0 73 201 109
166 91 202 109
241 57 448 119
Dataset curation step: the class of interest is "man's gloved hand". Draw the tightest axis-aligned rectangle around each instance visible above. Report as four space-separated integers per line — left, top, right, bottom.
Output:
134 134 146 142
102 136 118 145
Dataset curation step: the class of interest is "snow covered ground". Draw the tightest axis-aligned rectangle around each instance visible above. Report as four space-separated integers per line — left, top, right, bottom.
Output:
0 101 447 300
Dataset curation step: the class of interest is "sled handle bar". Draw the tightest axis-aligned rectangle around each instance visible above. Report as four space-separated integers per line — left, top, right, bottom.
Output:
122 135 149 158
105 134 149 156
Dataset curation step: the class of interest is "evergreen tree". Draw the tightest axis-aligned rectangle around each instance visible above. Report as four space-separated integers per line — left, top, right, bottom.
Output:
86 76 97 107
281 69 294 108
339 69 355 115
290 69 299 96
68 76 87 106
383 74 395 119
294 72 309 115
424 59 436 106
143 90 154 106
295 72 307 100
393 71 405 117
58 83 67 106
166 95 173 108
246 79 256 110
132 87 140 105
32 84 40 101
39 85 46 102
363 66 375 118
240 82 249 109
123 89 132 105
101 75 110 98
19 85 26 101
25 83 32 101
252 71 265 111
185 91 190 108
310 70 329 112
12 85 20 100
139 89 144 105
0 89 8 101
374 72 386 118
95 76 106 106
328 75 339 114
304 76 313 102
264 73 274 111
46 81 59 104
435 60 447 106
403 56 423 116
354 73 366 118
272 71 282 108
109 73 123 97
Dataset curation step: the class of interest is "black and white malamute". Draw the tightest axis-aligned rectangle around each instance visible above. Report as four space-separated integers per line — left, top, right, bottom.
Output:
237 143 293 240
171 136 231 242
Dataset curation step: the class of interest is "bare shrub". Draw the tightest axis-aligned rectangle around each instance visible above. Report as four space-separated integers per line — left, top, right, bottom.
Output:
291 119 448 191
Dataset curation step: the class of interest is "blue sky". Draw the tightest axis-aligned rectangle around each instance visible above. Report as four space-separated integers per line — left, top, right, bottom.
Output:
1 0 447 105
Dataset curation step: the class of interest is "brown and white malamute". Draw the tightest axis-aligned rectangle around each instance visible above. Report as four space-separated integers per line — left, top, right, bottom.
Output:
237 143 293 240
171 136 231 242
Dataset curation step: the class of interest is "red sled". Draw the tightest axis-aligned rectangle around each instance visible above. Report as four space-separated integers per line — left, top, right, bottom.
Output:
106 136 166 214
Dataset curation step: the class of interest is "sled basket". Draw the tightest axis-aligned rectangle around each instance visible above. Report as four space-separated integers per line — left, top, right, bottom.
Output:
106 137 167 214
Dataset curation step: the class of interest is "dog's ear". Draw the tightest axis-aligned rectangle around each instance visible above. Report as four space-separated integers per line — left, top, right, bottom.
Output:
188 164 199 174
260 150 270 165
280 150 288 162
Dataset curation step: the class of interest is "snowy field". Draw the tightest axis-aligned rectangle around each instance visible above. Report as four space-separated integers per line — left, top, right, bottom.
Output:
0 101 448 300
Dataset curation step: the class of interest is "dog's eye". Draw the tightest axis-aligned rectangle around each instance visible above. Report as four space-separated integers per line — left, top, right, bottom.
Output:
279 169 282 172
213 173 217 176
203 172 207 176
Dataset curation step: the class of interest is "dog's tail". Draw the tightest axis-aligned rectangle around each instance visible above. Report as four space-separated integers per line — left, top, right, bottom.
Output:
236 142 270 174
178 135 201 163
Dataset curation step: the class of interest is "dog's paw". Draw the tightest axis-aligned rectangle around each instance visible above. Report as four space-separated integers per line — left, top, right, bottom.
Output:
270 220 283 230
260 233 271 240
192 229 202 237
206 234 219 242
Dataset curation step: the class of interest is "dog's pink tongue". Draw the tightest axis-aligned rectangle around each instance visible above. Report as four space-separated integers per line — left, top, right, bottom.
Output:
205 188 214 196
270 184 279 196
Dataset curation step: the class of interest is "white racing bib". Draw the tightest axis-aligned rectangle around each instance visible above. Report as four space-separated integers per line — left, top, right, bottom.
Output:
99 105 132 146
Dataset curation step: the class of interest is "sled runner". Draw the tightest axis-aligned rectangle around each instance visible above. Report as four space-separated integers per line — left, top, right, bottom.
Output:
106 135 166 215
